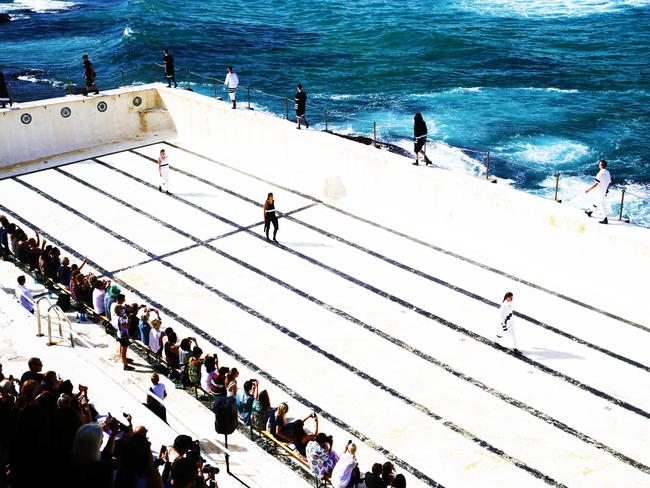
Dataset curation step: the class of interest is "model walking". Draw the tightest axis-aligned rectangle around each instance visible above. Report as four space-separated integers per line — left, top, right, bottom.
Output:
162 48 177 88
0 70 12 108
82 55 99 96
497 292 520 355
413 112 432 166
585 159 612 224
263 192 279 242
158 149 170 194
295 83 309 129
224 66 239 109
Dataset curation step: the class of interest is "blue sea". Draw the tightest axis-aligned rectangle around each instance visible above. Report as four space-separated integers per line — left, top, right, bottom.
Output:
1 0 649 223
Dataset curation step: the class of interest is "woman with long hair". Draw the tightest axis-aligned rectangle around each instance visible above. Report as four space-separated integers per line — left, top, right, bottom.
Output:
497 292 520 355
413 112 432 166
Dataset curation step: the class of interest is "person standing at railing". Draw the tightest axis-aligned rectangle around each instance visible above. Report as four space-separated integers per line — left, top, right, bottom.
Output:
81 54 99 96
158 149 171 194
162 48 178 88
263 192 279 242
224 66 239 109
0 70 11 108
585 159 612 225
413 112 432 166
294 83 309 129
496 292 520 355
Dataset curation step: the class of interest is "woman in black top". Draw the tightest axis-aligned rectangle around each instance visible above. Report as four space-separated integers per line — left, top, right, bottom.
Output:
413 112 432 166
263 193 279 242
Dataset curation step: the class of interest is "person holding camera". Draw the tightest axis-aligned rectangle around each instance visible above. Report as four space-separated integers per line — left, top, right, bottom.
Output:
290 411 319 456
331 441 360 488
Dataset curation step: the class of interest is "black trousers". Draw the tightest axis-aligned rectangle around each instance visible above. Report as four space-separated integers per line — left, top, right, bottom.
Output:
264 216 278 239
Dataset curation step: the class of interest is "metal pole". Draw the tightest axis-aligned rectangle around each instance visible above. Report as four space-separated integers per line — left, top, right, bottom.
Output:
619 188 626 221
373 122 377 147
325 110 328 132
554 172 560 202
485 152 490 180
213 77 217 99
285 97 289 120
247 87 251 109
36 305 43 337
47 315 53 346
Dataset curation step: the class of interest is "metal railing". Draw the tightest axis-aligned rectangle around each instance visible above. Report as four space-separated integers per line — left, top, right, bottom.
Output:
35 296 74 347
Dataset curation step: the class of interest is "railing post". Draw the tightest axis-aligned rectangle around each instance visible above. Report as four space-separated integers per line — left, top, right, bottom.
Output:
66 79 72 96
324 110 328 132
120 69 126 87
213 77 217 99
485 151 490 180
247 87 251 109
373 122 378 147
36 304 43 337
47 315 53 346
619 188 626 221
285 97 289 120
554 172 561 202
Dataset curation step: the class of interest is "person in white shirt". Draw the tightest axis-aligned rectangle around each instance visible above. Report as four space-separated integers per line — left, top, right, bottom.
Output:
158 149 170 194
224 66 239 109
149 318 164 355
331 442 360 488
91 280 108 315
585 159 612 224
15 275 34 313
497 292 520 355
147 372 167 423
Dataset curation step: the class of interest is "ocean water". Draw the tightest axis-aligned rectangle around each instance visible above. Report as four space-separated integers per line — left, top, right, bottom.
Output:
1 0 649 223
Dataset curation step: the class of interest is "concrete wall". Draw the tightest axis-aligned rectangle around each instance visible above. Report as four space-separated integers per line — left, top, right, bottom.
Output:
0 84 173 169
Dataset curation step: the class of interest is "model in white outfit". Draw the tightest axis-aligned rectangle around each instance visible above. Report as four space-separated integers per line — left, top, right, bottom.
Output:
497 292 520 354
585 159 612 224
158 149 170 194
224 66 239 109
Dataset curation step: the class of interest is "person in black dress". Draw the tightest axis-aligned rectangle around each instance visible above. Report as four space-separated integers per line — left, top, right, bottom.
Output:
263 193 279 242
162 49 177 88
413 112 432 165
295 83 309 129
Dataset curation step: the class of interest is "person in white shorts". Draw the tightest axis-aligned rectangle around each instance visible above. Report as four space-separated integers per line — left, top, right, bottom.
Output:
158 149 170 194
585 159 611 224
497 292 520 355
224 66 239 109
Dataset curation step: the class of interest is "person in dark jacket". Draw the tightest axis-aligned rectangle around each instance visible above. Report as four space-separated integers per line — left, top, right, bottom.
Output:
295 83 309 129
82 55 99 96
162 48 177 88
0 70 11 108
413 112 432 166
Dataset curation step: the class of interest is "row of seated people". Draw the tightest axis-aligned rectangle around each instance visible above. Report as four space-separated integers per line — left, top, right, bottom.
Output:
1 216 409 488
0 357 220 488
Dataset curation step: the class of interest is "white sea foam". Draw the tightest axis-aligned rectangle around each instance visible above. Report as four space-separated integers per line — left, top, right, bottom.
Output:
0 0 78 14
123 26 134 37
17 74 65 88
458 0 650 18
495 136 590 166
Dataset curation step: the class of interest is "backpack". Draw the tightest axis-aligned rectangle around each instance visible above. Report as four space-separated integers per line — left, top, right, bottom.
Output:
213 395 238 435
56 293 71 312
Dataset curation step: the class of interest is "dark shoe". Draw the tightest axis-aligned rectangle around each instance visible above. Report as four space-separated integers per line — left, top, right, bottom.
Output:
126 358 134 364
599 218 608 224
585 210 592 217
167 84 172 88
123 365 135 371
296 126 301 130
412 161 419 166
513 349 522 355
305 120 309 129
165 191 170 195
266 236 271 241
273 238 278 243
158 186 162 192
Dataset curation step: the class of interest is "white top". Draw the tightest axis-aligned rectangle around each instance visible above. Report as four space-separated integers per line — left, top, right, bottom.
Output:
151 383 166 402
224 72 239 89
595 168 611 196
92 288 106 314
149 327 163 353
500 301 514 329
15 284 34 312
110 302 121 329
200 364 212 392
159 154 169 167
330 452 357 488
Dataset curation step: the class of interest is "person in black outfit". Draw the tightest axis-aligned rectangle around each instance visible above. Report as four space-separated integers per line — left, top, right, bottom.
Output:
295 83 309 129
82 55 99 96
263 192 279 242
413 112 432 166
162 49 177 88
0 71 12 108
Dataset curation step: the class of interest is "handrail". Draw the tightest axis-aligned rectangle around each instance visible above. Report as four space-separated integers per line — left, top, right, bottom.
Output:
35 295 53 337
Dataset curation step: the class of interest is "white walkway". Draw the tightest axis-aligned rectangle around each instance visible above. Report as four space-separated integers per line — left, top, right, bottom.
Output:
1 142 649 487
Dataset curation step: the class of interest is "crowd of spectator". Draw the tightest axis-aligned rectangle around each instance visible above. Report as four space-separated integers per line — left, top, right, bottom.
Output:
0 358 219 488
1 214 409 487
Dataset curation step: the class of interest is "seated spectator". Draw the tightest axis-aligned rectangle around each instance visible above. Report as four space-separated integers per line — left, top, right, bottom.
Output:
393 474 407 488
57 257 72 286
20 357 43 385
331 442 360 488
361 463 383 488
15 275 34 313
163 329 180 370
306 432 336 481
146 372 167 423
148 318 164 355
0 215 8 258
200 355 217 394
235 379 257 425
92 279 109 315
225 367 238 397
270 402 292 442
290 412 319 456
186 346 203 388
71 422 115 488
251 389 271 432
114 430 163 488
